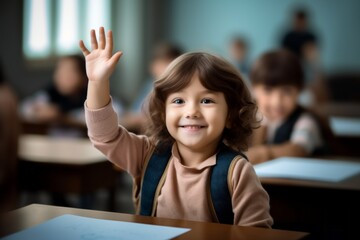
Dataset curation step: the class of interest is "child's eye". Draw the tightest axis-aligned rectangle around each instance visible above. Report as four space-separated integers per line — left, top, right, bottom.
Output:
200 98 215 104
172 98 184 104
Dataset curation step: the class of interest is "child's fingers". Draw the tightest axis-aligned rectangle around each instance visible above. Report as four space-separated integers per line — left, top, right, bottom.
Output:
79 40 90 56
109 51 123 66
90 29 98 50
105 30 113 54
99 27 106 49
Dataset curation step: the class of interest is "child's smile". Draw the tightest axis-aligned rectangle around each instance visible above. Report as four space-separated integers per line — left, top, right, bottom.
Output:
179 121 207 133
165 73 229 162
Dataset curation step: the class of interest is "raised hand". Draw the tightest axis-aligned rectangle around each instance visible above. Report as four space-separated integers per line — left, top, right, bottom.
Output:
79 27 122 109
79 27 122 83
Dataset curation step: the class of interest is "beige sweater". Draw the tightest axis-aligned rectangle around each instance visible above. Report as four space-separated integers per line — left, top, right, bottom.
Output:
85 100 273 228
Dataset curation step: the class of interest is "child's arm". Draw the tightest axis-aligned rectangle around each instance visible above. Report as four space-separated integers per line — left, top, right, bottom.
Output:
79 27 123 109
247 142 307 164
80 28 153 181
231 158 273 227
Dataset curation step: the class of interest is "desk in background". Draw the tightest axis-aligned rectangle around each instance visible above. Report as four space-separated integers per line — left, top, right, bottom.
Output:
330 116 360 156
0 204 309 240
18 134 119 210
255 157 360 240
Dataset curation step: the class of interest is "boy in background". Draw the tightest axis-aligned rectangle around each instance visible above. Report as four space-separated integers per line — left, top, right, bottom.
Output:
247 49 327 164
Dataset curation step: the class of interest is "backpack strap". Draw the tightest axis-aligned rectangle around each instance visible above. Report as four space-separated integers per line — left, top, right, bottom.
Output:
140 143 172 216
209 144 247 224
140 142 247 225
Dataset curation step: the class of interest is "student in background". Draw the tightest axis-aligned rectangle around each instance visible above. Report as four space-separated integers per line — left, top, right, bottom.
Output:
247 49 328 164
20 54 123 137
21 55 89 124
228 36 250 80
0 61 19 213
281 8 318 61
79 27 272 226
121 43 183 132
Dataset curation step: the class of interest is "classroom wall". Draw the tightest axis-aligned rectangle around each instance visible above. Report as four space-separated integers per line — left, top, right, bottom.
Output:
0 0 53 98
1 0 359 103
0 0 152 104
164 0 360 73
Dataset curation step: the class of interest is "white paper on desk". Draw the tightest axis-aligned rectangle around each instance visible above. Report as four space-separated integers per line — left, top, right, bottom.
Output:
254 157 360 182
1 214 190 240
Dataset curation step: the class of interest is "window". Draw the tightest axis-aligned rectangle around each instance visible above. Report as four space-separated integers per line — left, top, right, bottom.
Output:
23 0 112 59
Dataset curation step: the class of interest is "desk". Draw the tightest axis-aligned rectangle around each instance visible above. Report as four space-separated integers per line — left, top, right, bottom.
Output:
330 116 360 138
312 102 360 118
0 204 309 240
256 158 360 240
18 135 119 209
329 116 360 156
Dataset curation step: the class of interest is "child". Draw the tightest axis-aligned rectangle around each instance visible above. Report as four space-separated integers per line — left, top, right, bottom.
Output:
228 36 250 78
247 49 326 164
79 27 272 227
21 55 89 123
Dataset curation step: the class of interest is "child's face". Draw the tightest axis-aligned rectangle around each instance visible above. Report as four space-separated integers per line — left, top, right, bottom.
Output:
253 84 300 122
165 74 228 153
54 58 84 95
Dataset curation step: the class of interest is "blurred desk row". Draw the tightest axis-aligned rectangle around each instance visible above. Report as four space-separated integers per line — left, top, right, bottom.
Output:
18 134 119 210
17 133 360 239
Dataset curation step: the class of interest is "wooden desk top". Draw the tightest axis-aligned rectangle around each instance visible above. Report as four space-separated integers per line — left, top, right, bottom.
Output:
19 134 106 165
0 204 309 240
312 102 360 118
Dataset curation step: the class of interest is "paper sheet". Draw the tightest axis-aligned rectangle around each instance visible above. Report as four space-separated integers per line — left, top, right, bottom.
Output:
1 214 191 240
330 116 360 137
254 157 360 182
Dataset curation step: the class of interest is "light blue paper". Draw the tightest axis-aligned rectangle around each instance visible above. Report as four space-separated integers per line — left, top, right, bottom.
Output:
330 116 360 137
254 157 360 182
1 214 190 240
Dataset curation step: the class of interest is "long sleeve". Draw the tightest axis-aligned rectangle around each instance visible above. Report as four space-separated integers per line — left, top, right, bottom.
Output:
85 99 154 179
231 158 273 227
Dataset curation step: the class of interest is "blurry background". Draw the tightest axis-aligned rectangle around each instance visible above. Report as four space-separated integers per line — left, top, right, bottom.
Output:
1 0 359 105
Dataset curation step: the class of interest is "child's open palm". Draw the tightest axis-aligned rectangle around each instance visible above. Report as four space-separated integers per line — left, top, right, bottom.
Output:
79 27 122 83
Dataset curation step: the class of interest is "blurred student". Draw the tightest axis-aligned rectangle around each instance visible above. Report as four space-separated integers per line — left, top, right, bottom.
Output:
121 43 183 132
0 61 19 213
21 55 123 137
281 8 318 60
280 7 323 103
247 50 328 164
21 55 88 124
228 37 250 79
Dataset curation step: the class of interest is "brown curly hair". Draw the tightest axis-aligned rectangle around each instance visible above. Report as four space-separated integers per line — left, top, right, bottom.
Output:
144 52 258 152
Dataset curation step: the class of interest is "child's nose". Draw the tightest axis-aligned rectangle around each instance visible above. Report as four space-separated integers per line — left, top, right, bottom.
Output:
185 103 200 119
270 93 282 106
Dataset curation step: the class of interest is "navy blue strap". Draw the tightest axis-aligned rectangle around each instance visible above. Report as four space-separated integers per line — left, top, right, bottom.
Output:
140 144 172 216
140 143 246 225
210 144 246 224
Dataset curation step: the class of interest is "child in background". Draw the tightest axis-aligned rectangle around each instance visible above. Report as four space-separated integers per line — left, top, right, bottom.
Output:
79 27 272 226
21 55 89 124
247 49 326 164
131 42 183 112
121 43 183 133
229 37 250 78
